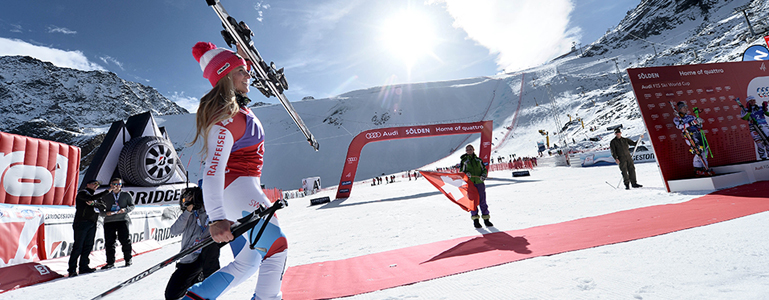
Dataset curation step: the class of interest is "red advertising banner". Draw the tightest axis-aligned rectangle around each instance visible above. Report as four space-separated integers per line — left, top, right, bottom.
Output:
336 121 493 199
627 60 769 191
0 132 80 206
0 204 45 267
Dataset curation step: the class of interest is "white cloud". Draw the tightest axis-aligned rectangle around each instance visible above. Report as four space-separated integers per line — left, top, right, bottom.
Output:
430 0 579 72
0 37 105 71
254 1 271 22
10 24 23 33
166 91 199 113
99 55 125 70
47 26 77 35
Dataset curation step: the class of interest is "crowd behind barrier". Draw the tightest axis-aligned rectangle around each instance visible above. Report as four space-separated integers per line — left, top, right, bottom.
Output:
262 188 283 203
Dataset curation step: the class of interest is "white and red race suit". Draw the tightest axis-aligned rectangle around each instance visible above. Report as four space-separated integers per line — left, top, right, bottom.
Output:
188 107 287 300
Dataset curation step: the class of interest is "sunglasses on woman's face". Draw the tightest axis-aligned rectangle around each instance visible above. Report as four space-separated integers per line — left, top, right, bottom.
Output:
111 183 122 186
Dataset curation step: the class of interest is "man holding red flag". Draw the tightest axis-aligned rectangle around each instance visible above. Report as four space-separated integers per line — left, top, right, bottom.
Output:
461 144 493 228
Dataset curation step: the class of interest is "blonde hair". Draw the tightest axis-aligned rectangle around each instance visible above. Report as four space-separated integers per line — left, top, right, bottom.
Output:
191 73 240 156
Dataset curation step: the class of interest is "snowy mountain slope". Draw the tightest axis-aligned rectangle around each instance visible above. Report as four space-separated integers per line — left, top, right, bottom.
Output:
0 55 188 168
159 76 517 189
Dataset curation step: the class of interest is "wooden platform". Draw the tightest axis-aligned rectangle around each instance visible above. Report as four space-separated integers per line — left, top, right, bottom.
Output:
666 160 769 192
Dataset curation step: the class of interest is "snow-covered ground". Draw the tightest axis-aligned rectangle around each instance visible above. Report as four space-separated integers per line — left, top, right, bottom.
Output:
6 162 769 299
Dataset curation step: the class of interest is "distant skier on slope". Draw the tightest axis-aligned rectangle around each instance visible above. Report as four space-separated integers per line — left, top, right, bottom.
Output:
673 101 714 176
738 96 769 160
460 144 493 228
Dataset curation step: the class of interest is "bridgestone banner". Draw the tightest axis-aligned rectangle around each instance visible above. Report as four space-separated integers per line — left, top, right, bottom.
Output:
41 205 181 261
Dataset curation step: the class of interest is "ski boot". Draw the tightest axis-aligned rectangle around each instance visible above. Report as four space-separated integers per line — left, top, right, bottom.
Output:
472 215 482 228
482 215 494 227
706 168 716 176
695 168 708 177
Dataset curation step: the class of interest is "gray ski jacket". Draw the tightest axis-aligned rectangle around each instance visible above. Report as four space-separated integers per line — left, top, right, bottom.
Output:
169 208 211 264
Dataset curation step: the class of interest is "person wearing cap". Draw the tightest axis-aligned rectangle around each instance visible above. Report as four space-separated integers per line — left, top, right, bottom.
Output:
67 179 112 277
739 95 769 160
184 41 287 300
610 128 642 190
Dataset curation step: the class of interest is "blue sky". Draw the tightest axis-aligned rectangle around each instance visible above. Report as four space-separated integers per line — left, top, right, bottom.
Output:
0 0 638 112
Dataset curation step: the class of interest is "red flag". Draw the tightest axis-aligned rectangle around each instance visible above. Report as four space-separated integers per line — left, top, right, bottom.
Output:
419 171 479 212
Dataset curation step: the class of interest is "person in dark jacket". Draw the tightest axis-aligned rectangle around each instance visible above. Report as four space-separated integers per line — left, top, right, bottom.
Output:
610 128 643 190
460 144 493 228
99 178 135 269
67 179 112 277
165 187 220 300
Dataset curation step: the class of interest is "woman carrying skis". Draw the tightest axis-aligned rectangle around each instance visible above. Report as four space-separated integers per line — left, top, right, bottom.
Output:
184 42 287 300
739 96 769 160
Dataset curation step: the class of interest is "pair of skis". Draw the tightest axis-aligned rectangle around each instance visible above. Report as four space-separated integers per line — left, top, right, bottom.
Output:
734 97 769 148
205 0 319 151
669 101 710 171
90 199 288 300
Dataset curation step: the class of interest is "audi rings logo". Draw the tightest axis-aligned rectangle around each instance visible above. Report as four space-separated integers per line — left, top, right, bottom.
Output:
366 132 382 139
347 157 358 163
756 87 769 98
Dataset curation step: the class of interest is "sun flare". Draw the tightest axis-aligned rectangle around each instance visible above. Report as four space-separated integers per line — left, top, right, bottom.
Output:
381 10 436 68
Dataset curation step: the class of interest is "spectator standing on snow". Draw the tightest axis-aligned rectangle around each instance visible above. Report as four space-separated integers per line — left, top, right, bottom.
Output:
609 128 642 190
99 178 135 269
67 179 111 277
460 144 493 228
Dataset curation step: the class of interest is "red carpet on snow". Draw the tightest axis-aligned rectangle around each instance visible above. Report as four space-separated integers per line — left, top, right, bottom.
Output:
281 181 769 300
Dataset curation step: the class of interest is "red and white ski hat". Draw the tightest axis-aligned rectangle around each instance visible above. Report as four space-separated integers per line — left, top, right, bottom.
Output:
192 41 246 87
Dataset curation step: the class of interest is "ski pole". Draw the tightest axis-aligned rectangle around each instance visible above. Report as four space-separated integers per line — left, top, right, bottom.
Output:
90 200 287 300
692 107 713 158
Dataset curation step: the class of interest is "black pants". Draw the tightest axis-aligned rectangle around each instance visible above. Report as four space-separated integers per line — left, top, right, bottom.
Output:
103 221 132 264
68 221 97 273
164 244 221 300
